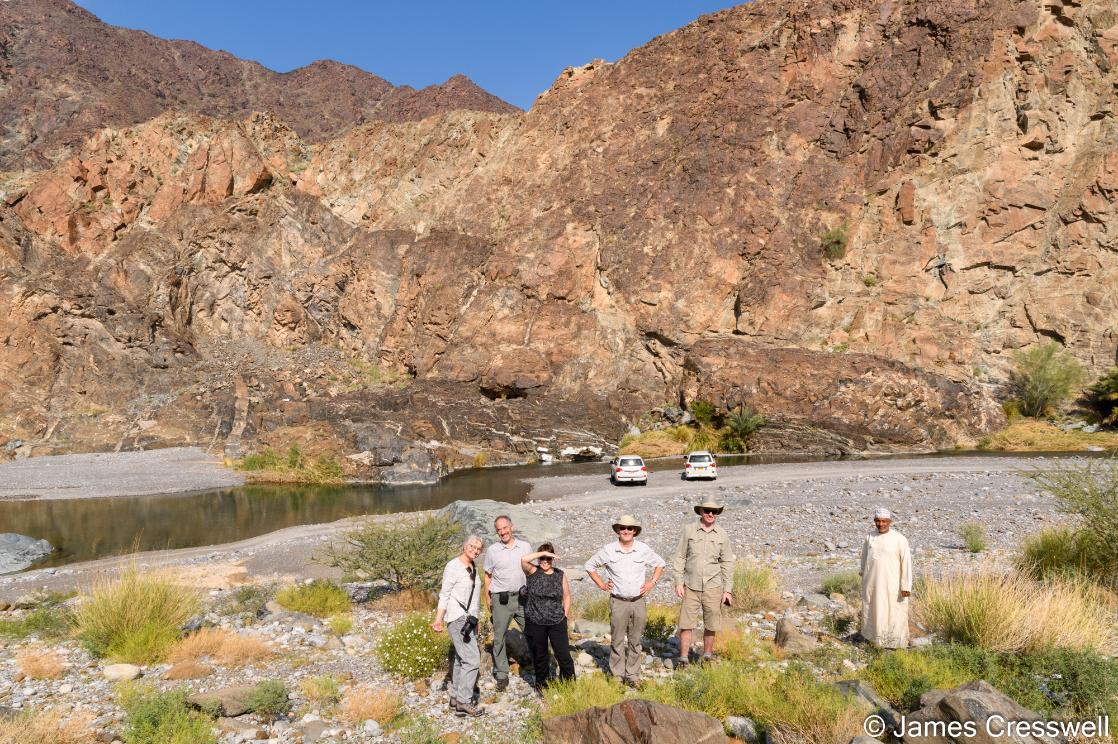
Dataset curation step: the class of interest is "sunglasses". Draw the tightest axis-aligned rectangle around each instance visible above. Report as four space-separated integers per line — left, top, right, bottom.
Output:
539 556 554 562
617 526 637 532
701 509 721 515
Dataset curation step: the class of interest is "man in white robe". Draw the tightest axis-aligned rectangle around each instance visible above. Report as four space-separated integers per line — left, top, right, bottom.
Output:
859 507 913 648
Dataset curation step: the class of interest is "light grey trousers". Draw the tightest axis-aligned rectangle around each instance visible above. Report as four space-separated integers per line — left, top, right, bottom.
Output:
609 596 647 681
489 591 525 680
448 616 480 705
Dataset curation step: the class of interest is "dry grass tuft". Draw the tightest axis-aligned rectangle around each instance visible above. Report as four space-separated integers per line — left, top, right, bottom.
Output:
618 427 693 457
978 420 1118 453
0 710 94 744
167 627 273 666
916 570 1118 654
370 589 437 614
16 649 65 680
338 686 403 725
732 561 782 612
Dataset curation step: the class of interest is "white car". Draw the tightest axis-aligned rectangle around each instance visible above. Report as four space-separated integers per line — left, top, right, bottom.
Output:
683 451 717 481
610 455 648 485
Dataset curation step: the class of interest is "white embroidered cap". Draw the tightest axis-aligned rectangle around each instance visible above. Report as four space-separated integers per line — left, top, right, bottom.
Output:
874 507 893 519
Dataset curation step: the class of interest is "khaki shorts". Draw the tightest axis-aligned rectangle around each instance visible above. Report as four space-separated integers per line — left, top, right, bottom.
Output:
678 586 724 631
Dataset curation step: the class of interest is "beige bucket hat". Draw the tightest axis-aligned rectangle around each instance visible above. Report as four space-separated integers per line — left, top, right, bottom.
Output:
611 514 642 535
694 499 725 515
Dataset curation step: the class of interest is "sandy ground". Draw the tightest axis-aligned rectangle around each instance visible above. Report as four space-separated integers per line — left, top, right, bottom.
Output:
0 453 1088 603
0 447 244 500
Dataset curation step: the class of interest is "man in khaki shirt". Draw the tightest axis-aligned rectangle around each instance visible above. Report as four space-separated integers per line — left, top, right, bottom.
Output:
671 499 735 664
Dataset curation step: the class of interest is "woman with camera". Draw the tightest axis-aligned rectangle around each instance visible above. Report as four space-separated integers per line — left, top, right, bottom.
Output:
432 534 485 717
520 542 575 691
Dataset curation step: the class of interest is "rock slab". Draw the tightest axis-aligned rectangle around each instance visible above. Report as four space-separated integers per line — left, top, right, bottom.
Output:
0 533 53 574
542 699 727 744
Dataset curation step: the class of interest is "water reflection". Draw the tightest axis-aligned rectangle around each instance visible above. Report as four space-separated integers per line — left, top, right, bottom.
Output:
2 450 1079 569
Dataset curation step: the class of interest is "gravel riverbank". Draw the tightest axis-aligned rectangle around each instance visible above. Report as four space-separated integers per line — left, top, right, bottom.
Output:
0 448 243 501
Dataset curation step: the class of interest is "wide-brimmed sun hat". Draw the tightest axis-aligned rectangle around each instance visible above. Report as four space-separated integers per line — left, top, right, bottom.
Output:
611 514 642 535
694 499 725 515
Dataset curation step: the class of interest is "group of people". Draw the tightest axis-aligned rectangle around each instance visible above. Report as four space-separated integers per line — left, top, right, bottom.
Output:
433 501 914 717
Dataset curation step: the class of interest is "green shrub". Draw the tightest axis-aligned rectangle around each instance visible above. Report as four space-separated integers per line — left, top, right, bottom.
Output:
732 562 781 611
574 596 610 623
274 580 350 618
643 604 677 644
1027 462 1118 585
300 675 341 707
1085 368 1118 426
542 674 626 718
656 662 868 742
862 647 975 709
215 584 274 617
322 515 462 592
75 571 199 663
718 407 765 453
0 605 74 641
326 614 354 636
861 645 1118 720
1017 526 1097 581
396 713 442 744
376 611 451 680
245 680 291 717
958 522 987 553
118 684 217 744
820 223 849 261
689 400 716 428
820 572 861 598
1009 343 1086 418
236 444 343 484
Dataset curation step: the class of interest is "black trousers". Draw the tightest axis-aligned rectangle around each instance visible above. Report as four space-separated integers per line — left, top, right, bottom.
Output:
524 617 575 686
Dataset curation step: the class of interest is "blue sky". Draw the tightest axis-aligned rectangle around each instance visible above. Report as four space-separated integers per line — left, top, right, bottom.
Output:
73 1 744 110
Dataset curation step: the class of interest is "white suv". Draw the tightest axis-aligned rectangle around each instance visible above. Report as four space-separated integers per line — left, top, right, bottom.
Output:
610 455 648 485
682 451 717 481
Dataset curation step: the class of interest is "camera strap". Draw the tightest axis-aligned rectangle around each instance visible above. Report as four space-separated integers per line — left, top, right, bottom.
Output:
457 560 477 619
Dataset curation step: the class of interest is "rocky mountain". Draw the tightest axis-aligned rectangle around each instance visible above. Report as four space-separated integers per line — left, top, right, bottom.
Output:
3 0 1117 479
0 0 517 170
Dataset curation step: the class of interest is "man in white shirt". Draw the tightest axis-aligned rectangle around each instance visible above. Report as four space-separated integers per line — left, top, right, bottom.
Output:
584 514 665 686
482 514 532 691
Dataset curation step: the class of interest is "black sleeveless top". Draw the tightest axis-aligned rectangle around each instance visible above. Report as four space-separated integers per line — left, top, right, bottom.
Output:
525 567 565 625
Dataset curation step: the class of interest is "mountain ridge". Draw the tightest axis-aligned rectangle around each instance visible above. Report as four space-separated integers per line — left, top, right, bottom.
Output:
2 0 1116 479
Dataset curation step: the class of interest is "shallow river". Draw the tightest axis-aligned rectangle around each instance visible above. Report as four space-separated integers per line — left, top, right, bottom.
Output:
0 450 1085 569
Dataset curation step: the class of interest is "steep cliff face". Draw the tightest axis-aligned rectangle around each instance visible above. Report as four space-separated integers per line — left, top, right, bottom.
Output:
0 0 516 170
4 0 1117 473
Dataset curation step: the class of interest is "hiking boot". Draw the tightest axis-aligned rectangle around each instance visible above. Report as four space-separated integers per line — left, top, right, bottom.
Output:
458 701 486 717
495 678 509 692
449 699 464 717
674 657 690 669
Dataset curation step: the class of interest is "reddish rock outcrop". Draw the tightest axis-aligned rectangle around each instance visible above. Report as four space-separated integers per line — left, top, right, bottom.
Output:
3 0 1117 472
0 0 516 170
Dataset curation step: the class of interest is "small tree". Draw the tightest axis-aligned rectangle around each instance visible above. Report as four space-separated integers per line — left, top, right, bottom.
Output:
321 515 462 591
1010 343 1085 418
1085 368 1118 426
689 399 716 427
718 406 766 453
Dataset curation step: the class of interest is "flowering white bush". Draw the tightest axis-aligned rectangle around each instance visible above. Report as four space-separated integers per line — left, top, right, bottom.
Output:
376 611 451 680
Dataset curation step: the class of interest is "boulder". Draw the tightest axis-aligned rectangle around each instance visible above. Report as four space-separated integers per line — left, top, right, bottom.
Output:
102 664 142 682
725 715 761 743
0 533 53 574
902 680 1065 744
163 662 213 680
437 500 561 548
774 618 818 654
542 699 727 744
834 680 900 731
189 685 257 717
